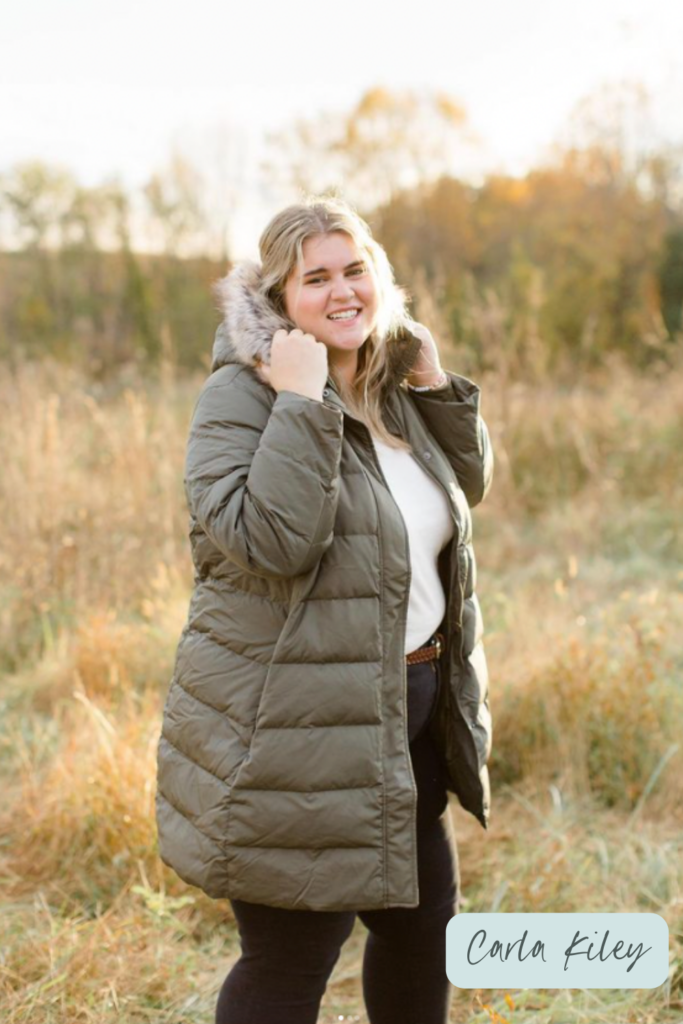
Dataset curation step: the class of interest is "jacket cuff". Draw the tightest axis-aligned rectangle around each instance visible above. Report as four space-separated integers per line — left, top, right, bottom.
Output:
407 370 480 406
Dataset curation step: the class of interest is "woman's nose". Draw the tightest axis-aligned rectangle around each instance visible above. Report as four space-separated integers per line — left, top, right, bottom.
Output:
330 276 355 300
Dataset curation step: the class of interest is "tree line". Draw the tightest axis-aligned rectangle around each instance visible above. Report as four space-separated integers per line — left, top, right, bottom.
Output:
1 84 682 378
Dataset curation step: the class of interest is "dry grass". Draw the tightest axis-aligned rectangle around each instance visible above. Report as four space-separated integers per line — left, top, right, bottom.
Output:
490 599 683 810
0 357 194 674
1 349 682 1022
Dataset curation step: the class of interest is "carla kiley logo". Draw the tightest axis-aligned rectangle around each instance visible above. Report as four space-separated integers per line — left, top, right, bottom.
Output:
446 913 669 989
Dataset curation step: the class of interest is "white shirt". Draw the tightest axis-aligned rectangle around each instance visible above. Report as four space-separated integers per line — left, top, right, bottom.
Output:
370 434 454 654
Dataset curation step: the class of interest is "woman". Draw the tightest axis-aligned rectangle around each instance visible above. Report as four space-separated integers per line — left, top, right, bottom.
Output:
156 196 494 1023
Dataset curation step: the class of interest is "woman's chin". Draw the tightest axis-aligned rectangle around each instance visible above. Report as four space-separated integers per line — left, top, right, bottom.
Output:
312 313 378 350
322 329 367 350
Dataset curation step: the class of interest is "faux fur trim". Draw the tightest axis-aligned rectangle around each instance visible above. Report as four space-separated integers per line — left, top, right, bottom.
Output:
211 262 292 372
211 259 423 384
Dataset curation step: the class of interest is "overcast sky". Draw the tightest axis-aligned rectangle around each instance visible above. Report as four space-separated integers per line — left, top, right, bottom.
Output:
3 0 682 255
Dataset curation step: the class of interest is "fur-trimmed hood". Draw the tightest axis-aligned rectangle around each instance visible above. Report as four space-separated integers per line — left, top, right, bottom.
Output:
211 260 423 389
212 261 292 372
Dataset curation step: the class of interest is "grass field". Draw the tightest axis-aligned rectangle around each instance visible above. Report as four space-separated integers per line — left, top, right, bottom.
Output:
1 349 682 1022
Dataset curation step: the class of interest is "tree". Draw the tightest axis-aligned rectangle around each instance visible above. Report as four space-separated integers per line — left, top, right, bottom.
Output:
548 78 683 207
1 161 76 250
143 154 208 257
265 86 481 212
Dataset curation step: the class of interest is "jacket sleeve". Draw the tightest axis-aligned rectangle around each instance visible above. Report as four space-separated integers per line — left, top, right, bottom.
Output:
408 371 494 508
184 377 344 579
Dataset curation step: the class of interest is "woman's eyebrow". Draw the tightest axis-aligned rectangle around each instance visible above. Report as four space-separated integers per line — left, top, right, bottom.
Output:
302 260 365 278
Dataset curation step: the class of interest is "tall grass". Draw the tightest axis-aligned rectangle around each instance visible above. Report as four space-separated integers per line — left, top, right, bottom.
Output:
1 344 682 1022
0 357 194 674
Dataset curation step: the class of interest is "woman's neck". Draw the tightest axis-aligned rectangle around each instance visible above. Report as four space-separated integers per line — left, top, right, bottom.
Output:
329 349 359 387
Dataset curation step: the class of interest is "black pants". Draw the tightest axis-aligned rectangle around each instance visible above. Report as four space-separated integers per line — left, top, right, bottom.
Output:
215 658 458 1024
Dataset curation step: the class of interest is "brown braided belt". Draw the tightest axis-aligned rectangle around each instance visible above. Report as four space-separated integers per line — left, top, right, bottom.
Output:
405 632 445 666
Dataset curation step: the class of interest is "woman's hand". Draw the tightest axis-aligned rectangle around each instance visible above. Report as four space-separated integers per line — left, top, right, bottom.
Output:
405 320 445 388
256 329 329 402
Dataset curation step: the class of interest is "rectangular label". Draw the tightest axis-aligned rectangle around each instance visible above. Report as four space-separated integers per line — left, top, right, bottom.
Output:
446 913 669 989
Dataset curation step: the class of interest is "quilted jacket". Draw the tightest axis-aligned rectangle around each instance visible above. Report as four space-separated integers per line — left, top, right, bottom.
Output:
155 262 494 911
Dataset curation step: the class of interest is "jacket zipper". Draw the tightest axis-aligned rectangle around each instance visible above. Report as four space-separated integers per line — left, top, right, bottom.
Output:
359 427 419 907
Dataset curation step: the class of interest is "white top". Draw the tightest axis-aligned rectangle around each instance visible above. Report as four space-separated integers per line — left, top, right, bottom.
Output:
370 434 454 654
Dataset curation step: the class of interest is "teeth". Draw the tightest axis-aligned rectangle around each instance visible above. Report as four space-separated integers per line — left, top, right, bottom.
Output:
329 310 359 320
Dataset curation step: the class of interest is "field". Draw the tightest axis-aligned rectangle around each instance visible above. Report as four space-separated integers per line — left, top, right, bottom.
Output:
1 349 682 1023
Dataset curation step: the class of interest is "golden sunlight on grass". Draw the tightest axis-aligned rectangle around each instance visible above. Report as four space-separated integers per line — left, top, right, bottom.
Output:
1 351 682 1022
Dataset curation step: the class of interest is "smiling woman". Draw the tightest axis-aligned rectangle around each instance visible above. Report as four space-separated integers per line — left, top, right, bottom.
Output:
155 194 494 1024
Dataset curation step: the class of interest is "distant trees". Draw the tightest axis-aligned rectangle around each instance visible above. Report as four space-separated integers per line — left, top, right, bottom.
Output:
0 157 222 373
368 81 683 373
266 86 481 212
372 158 678 372
1 81 682 377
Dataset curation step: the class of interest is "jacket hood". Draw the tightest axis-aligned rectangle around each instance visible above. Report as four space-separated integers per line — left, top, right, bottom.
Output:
211 260 423 389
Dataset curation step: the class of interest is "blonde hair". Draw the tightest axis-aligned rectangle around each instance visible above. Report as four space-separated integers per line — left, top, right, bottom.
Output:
258 196 413 450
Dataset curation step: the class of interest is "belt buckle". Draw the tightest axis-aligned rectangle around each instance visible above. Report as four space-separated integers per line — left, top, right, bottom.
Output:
434 633 443 658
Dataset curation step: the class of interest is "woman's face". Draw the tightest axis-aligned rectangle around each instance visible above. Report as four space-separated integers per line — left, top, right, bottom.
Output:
283 232 380 362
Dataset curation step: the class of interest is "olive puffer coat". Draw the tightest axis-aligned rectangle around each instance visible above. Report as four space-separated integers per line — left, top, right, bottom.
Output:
155 262 494 911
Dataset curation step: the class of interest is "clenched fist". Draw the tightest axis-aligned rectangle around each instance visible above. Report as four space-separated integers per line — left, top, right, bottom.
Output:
256 329 329 403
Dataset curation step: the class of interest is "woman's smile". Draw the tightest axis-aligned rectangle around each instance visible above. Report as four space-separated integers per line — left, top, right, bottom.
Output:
326 305 365 337
327 307 361 323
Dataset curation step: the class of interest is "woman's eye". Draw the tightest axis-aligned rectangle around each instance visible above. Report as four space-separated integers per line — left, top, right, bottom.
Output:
306 277 325 285
348 266 366 276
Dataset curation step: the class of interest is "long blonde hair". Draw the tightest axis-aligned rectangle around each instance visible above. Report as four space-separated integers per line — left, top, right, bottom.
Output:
258 196 413 450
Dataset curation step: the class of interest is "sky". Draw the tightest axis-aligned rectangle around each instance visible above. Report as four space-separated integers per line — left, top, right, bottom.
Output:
3 0 683 256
